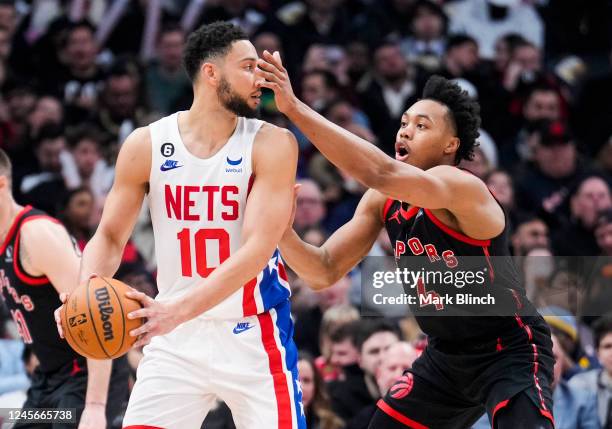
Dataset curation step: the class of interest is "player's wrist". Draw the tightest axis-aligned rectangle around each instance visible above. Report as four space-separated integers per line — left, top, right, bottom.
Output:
84 401 106 407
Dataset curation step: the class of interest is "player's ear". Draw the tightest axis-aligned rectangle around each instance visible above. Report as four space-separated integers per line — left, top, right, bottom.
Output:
200 62 218 86
444 137 460 156
0 175 8 192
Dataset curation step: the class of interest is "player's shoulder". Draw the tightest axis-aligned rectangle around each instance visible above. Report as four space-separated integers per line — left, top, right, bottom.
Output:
252 122 298 162
359 189 390 221
254 122 297 147
20 214 66 243
123 126 152 150
115 126 152 181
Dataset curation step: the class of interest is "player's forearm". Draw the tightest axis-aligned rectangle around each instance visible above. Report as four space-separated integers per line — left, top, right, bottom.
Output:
285 100 395 189
79 233 125 283
84 358 112 404
279 229 337 290
175 238 276 322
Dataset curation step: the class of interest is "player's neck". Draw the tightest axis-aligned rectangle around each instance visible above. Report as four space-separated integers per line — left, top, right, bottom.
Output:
185 97 239 146
0 199 23 242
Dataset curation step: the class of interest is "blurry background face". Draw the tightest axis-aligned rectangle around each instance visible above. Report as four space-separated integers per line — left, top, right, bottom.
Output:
7 89 37 122
301 73 333 110
36 138 66 172
253 32 281 59
28 97 63 132
73 139 100 178
297 359 315 408
105 75 138 118
359 332 399 376
66 190 94 229
0 4 16 35
551 334 564 388
374 45 408 82
330 338 359 367
486 171 514 208
0 28 10 60
317 276 350 311
513 44 541 74
412 5 444 40
295 181 325 230
570 177 612 228
448 42 479 73
524 90 561 122
598 332 612 375
595 222 612 254
158 31 185 71
533 139 576 179
376 343 418 395
459 148 489 179
66 27 97 71
512 220 549 256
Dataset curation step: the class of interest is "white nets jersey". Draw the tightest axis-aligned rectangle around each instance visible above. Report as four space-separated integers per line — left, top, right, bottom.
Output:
147 112 291 319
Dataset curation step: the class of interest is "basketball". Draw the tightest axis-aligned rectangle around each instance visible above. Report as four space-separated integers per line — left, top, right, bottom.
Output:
60 277 144 359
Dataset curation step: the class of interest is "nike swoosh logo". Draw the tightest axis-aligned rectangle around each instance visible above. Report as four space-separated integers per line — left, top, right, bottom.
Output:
232 325 254 334
160 164 183 171
227 157 243 166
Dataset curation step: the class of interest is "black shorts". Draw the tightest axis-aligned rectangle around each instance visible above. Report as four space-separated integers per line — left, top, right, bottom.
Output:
374 316 555 429
13 357 130 429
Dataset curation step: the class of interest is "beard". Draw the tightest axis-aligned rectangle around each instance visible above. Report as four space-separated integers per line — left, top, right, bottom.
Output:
217 77 257 118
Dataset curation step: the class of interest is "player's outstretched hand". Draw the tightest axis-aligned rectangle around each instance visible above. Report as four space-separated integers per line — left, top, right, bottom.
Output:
54 292 68 339
126 289 182 348
256 50 297 115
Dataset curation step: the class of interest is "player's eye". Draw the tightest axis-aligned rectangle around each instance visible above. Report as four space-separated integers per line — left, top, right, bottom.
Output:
400 122 407 128
417 123 426 130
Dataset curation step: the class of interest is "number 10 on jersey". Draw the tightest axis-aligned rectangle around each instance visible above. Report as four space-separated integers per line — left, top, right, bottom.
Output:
177 228 230 277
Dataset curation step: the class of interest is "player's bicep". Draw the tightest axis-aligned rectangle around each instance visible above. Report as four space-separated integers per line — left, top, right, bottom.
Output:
96 128 150 247
242 128 298 248
322 189 385 279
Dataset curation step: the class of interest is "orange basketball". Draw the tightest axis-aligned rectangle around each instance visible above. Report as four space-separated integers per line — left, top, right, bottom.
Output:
60 277 143 359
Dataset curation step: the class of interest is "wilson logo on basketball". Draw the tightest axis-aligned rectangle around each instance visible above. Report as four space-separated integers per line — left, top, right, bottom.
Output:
95 287 115 341
390 373 414 399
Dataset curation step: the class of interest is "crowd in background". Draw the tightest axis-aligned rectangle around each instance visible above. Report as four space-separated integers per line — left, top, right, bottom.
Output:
0 0 611 428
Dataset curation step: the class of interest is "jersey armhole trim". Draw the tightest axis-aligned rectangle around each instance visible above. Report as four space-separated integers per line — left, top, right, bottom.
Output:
13 215 62 286
423 208 491 247
0 205 32 254
382 198 394 222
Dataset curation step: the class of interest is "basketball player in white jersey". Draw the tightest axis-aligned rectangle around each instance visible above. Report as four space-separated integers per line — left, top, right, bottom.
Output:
55 22 305 429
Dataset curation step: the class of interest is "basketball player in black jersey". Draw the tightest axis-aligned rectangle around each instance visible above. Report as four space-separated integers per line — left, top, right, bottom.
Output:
259 52 555 428
0 149 129 429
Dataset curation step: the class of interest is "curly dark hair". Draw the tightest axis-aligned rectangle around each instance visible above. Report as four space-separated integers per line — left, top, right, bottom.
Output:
422 75 481 164
183 21 248 82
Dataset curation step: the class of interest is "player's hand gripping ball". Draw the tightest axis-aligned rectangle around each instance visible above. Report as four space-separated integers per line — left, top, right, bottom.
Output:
60 277 144 359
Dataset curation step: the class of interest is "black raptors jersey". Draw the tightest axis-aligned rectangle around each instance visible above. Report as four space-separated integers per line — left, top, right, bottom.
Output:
383 197 540 343
0 206 82 372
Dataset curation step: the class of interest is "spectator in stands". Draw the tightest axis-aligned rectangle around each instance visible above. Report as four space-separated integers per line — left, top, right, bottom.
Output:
551 333 601 429
46 20 104 125
0 319 30 409
514 120 586 219
60 186 95 248
298 352 345 429
448 0 543 60
294 178 327 234
14 122 68 215
399 0 448 71
94 62 148 146
329 320 400 421
511 212 550 256
145 23 190 115
569 314 612 428
438 35 480 82
485 169 515 217
358 41 418 155
542 306 600 379
553 175 612 256
62 125 113 215
346 341 418 429
315 304 360 382
594 209 612 256
294 275 352 359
